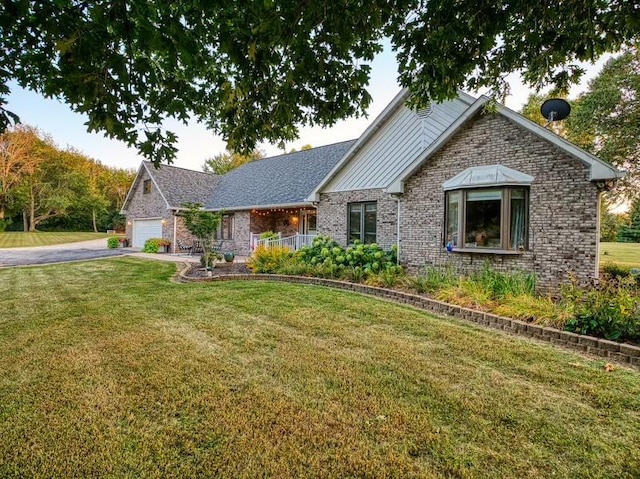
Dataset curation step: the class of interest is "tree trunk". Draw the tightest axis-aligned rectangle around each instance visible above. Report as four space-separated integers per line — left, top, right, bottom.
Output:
22 211 28 232
0 208 4 220
29 188 36 232
92 209 98 233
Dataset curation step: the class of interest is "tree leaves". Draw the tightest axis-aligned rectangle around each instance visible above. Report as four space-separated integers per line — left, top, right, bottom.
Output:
1 1 638 166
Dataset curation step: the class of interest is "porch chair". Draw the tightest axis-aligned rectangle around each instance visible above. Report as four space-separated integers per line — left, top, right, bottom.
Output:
176 239 193 255
212 240 223 253
191 240 204 255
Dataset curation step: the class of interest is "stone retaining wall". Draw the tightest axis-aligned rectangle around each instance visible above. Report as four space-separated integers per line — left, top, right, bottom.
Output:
177 266 640 370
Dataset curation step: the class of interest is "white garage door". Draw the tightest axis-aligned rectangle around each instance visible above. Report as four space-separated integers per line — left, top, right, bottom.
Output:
132 219 163 247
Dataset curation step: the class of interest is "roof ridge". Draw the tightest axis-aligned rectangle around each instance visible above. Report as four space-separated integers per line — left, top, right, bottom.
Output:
143 160 218 177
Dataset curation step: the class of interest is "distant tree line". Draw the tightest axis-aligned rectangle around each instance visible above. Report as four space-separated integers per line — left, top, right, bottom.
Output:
0 125 135 232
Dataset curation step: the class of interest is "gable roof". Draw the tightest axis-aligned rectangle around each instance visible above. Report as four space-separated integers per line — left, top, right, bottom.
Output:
121 162 219 212
307 90 477 200
386 96 624 194
308 89 623 200
205 140 356 211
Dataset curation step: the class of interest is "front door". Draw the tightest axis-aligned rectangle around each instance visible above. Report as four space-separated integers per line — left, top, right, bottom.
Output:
300 210 317 235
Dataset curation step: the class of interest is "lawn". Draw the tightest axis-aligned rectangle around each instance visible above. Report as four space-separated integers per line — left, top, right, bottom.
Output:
1 258 639 478
0 231 112 248
600 242 640 268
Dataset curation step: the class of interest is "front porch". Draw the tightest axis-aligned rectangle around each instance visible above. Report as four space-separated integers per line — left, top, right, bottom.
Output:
249 206 317 252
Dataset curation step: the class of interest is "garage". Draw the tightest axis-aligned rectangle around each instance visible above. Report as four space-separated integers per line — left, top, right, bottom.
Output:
132 219 163 247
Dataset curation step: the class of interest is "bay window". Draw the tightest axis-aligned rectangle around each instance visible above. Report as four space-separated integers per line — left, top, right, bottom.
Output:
445 187 528 251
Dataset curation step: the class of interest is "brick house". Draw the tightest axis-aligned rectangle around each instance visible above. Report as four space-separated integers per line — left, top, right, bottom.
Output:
309 90 622 290
121 142 353 255
122 90 622 290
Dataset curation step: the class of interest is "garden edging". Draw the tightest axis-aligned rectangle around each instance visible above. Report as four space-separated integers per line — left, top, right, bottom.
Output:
176 264 640 370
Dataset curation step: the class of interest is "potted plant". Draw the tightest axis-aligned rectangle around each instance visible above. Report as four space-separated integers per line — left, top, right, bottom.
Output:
142 237 171 253
157 238 171 253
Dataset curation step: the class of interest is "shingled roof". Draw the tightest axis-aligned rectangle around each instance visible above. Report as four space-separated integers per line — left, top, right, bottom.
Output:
205 140 356 210
143 161 219 208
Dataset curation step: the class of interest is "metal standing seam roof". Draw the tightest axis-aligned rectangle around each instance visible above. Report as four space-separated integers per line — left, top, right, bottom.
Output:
142 161 220 208
205 140 356 210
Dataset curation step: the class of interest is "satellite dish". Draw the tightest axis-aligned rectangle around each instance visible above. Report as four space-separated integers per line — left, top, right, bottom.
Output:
540 98 571 125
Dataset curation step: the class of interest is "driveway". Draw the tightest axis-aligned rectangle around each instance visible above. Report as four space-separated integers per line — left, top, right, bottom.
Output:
0 238 126 267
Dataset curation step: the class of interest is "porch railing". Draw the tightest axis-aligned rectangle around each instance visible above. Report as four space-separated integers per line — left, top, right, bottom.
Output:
251 233 317 252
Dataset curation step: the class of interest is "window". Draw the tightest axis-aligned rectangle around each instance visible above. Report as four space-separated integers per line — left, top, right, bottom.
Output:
348 202 377 244
143 179 151 194
215 214 234 240
445 187 528 251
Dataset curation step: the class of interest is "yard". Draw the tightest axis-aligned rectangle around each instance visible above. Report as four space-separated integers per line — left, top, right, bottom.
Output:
1 258 639 478
600 242 640 268
0 231 111 248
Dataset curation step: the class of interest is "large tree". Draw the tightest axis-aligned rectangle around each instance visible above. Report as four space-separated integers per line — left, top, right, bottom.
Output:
0 125 44 224
1 2 637 165
520 48 640 201
202 147 265 175
566 48 640 201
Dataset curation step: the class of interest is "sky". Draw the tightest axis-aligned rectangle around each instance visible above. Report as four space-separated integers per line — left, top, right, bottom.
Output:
5 43 611 173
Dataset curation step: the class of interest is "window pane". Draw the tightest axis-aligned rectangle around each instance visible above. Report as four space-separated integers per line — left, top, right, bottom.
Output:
446 192 460 247
364 203 377 244
510 189 527 249
349 205 361 243
465 190 502 248
467 189 501 201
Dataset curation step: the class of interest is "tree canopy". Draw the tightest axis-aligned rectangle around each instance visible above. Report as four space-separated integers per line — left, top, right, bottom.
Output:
0 125 134 232
520 47 640 201
202 147 265 175
1 1 638 166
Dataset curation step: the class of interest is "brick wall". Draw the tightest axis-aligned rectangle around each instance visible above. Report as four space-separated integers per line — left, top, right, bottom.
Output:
317 189 398 249
400 113 599 292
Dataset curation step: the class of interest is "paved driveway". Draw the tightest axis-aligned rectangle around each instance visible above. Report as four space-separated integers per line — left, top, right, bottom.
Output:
0 238 126 267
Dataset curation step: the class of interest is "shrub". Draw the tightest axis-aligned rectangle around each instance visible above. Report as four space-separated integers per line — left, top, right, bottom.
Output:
562 275 640 341
200 252 222 269
296 236 398 281
260 231 279 241
408 266 457 294
473 264 536 298
107 237 119 249
600 262 640 285
247 245 292 273
366 266 405 288
142 238 170 253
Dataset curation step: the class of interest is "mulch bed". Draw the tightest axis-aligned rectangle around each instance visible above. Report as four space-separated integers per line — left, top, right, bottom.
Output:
186 261 252 278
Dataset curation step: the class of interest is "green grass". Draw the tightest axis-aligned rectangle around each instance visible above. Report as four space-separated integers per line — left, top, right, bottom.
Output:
0 231 112 248
1 258 639 478
600 241 640 268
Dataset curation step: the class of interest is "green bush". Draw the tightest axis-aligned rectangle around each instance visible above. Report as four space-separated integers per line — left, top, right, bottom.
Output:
107 237 119 249
200 252 222 269
296 236 399 280
247 245 293 273
562 275 640 341
260 231 279 241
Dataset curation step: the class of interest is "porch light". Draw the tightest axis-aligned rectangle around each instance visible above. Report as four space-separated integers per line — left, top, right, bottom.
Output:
291 216 298 224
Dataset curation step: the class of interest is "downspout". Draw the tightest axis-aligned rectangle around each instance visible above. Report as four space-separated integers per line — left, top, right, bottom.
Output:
173 210 177 254
391 193 402 265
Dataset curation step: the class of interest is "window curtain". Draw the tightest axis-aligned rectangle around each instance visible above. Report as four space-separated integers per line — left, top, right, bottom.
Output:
510 191 526 249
